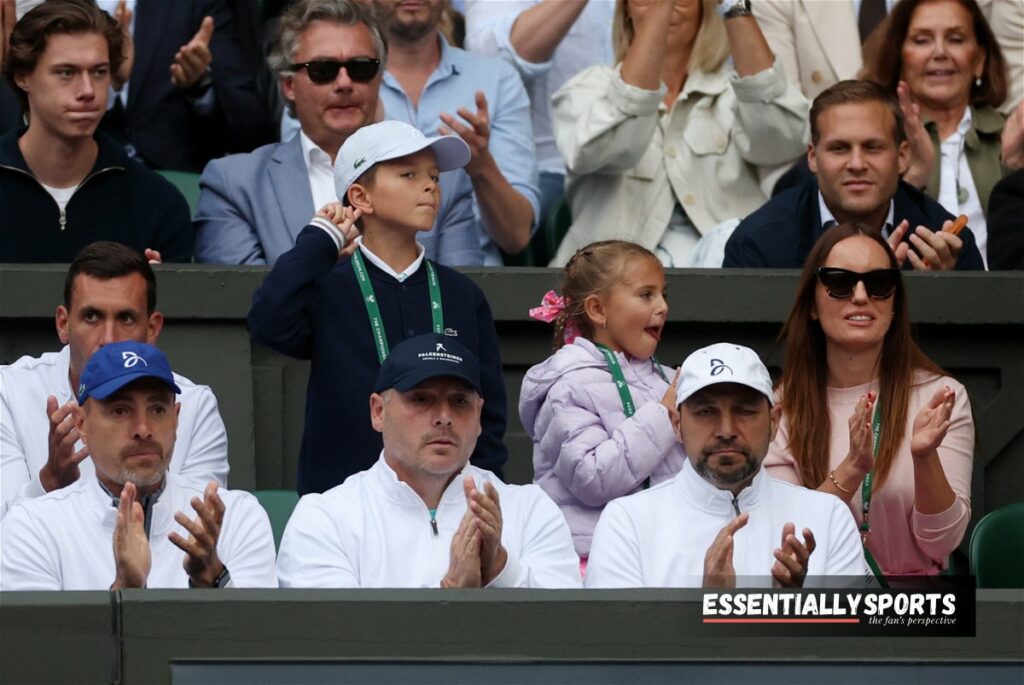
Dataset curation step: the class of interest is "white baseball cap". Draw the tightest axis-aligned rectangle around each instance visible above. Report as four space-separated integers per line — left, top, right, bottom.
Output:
675 343 775 407
333 120 471 201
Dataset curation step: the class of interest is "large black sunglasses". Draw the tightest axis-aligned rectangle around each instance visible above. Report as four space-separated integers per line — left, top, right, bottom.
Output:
291 58 381 84
816 267 899 299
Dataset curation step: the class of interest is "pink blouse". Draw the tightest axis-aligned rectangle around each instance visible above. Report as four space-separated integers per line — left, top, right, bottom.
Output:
765 371 974 575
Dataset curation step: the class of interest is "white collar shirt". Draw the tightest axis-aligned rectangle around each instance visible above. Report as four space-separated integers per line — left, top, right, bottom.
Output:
818 192 895 238
300 131 339 213
356 237 425 282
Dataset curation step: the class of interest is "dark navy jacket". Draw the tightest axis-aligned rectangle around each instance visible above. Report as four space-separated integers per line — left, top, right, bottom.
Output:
723 177 985 269
0 128 192 262
248 225 509 495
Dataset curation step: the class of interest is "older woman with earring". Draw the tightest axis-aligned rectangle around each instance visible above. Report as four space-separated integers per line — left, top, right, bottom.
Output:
865 0 1024 268
549 0 809 267
765 223 975 577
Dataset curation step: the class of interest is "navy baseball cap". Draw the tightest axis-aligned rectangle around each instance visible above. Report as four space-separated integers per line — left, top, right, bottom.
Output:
77 341 181 404
374 334 481 394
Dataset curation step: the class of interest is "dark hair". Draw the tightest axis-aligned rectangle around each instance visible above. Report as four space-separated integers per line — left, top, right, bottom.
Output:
810 80 907 146
776 224 944 491
2 0 125 116
865 0 1007 109
553 240 661 350
64 241 157 314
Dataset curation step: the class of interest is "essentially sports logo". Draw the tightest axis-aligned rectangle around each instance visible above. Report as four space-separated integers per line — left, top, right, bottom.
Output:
354 157 367 169
700 581 975 636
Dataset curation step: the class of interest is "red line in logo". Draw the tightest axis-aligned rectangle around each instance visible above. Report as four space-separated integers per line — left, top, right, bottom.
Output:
703 618 860 624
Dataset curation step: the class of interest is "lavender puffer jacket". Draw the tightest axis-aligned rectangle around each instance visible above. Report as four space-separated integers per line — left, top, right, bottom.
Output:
519 338 686 557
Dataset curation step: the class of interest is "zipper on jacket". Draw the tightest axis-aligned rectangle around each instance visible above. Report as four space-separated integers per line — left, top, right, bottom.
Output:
731 496 741 517
0 163 122 234
430 514 438 536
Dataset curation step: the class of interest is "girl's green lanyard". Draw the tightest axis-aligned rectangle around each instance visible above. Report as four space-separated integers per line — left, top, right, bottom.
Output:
593 342 670 490
351 249 444 363
861 401 888 587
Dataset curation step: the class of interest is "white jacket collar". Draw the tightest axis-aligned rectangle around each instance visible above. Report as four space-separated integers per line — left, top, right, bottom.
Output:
83 470 179 537
370 452 473 511
675 458 770 517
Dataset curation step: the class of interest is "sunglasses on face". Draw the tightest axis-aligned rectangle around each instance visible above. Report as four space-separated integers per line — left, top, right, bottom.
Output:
816 267 899 299
291 58 381 84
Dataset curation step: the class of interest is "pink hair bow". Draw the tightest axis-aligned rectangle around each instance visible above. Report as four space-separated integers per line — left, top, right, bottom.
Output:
529 290 581 344
529 290 565 323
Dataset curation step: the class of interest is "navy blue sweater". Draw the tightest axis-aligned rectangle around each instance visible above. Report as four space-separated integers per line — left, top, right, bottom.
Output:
0 128 192 262
723 177 985 270
248 225 508 495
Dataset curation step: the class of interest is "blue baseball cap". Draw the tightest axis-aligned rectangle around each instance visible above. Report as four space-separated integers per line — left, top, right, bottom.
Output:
334 120 471 202
77 341 181 404
373 333 481 394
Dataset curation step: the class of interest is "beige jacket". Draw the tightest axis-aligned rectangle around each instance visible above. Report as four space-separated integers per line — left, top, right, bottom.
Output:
551 59 809 265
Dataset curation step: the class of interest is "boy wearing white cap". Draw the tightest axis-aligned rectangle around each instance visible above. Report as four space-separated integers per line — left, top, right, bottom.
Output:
585 343 870 588
248 121 509 496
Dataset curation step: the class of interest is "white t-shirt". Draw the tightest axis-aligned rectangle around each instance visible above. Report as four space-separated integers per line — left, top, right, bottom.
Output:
1 473 277 590
39 183 78 214
277 456 582 588
0 346 229 517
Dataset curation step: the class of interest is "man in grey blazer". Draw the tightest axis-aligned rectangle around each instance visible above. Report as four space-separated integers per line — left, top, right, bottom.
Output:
193 0 483 266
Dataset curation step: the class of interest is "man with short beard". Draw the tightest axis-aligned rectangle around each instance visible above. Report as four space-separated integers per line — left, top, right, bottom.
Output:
1 342 277 590
586 343 870 588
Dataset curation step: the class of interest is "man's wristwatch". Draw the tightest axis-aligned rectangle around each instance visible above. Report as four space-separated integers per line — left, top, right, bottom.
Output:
189 565 231 588
718 0 753 20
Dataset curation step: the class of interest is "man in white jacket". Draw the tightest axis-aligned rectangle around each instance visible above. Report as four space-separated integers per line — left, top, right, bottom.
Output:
0 241 228 518
1 342 276 590
586 343 869 588
277 333 581 588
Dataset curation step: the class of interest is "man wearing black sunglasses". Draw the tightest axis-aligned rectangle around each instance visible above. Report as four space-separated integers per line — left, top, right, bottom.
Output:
724 80 984 271
193 0 483 267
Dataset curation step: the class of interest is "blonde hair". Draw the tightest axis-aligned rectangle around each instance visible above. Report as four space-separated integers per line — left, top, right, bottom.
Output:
552 240 661 350
611 0 729 72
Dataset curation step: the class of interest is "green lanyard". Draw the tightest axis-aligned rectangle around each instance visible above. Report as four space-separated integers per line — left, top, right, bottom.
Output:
593 343 670 489
861 401 888 587
352 249 444 363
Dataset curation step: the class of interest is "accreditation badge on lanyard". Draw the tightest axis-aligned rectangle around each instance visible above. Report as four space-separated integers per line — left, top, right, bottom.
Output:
593 342 670 490
351 249 444 363
861 400 888 587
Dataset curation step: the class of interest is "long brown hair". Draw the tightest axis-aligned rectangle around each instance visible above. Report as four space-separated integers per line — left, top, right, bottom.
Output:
864 0 1008 109
552 240 661 350
777 224 944 490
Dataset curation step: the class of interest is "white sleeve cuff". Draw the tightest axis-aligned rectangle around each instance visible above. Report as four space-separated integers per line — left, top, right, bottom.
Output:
485 551 526 588
310 216 345 250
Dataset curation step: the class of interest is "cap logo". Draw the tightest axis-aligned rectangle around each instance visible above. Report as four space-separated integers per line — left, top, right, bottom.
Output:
710 358 732 376
444 328 458 337
354 157 366 169
122 351 147 368
78 383 86 396
436 343 447 352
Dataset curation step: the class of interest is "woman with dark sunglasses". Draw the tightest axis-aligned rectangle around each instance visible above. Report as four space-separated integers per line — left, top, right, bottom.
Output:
765 223 975 577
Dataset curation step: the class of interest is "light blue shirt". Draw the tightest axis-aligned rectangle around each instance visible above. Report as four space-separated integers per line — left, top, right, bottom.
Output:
379 34 540 266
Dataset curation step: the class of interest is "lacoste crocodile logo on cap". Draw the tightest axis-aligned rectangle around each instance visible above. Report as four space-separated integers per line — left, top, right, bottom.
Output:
354 157 367 169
